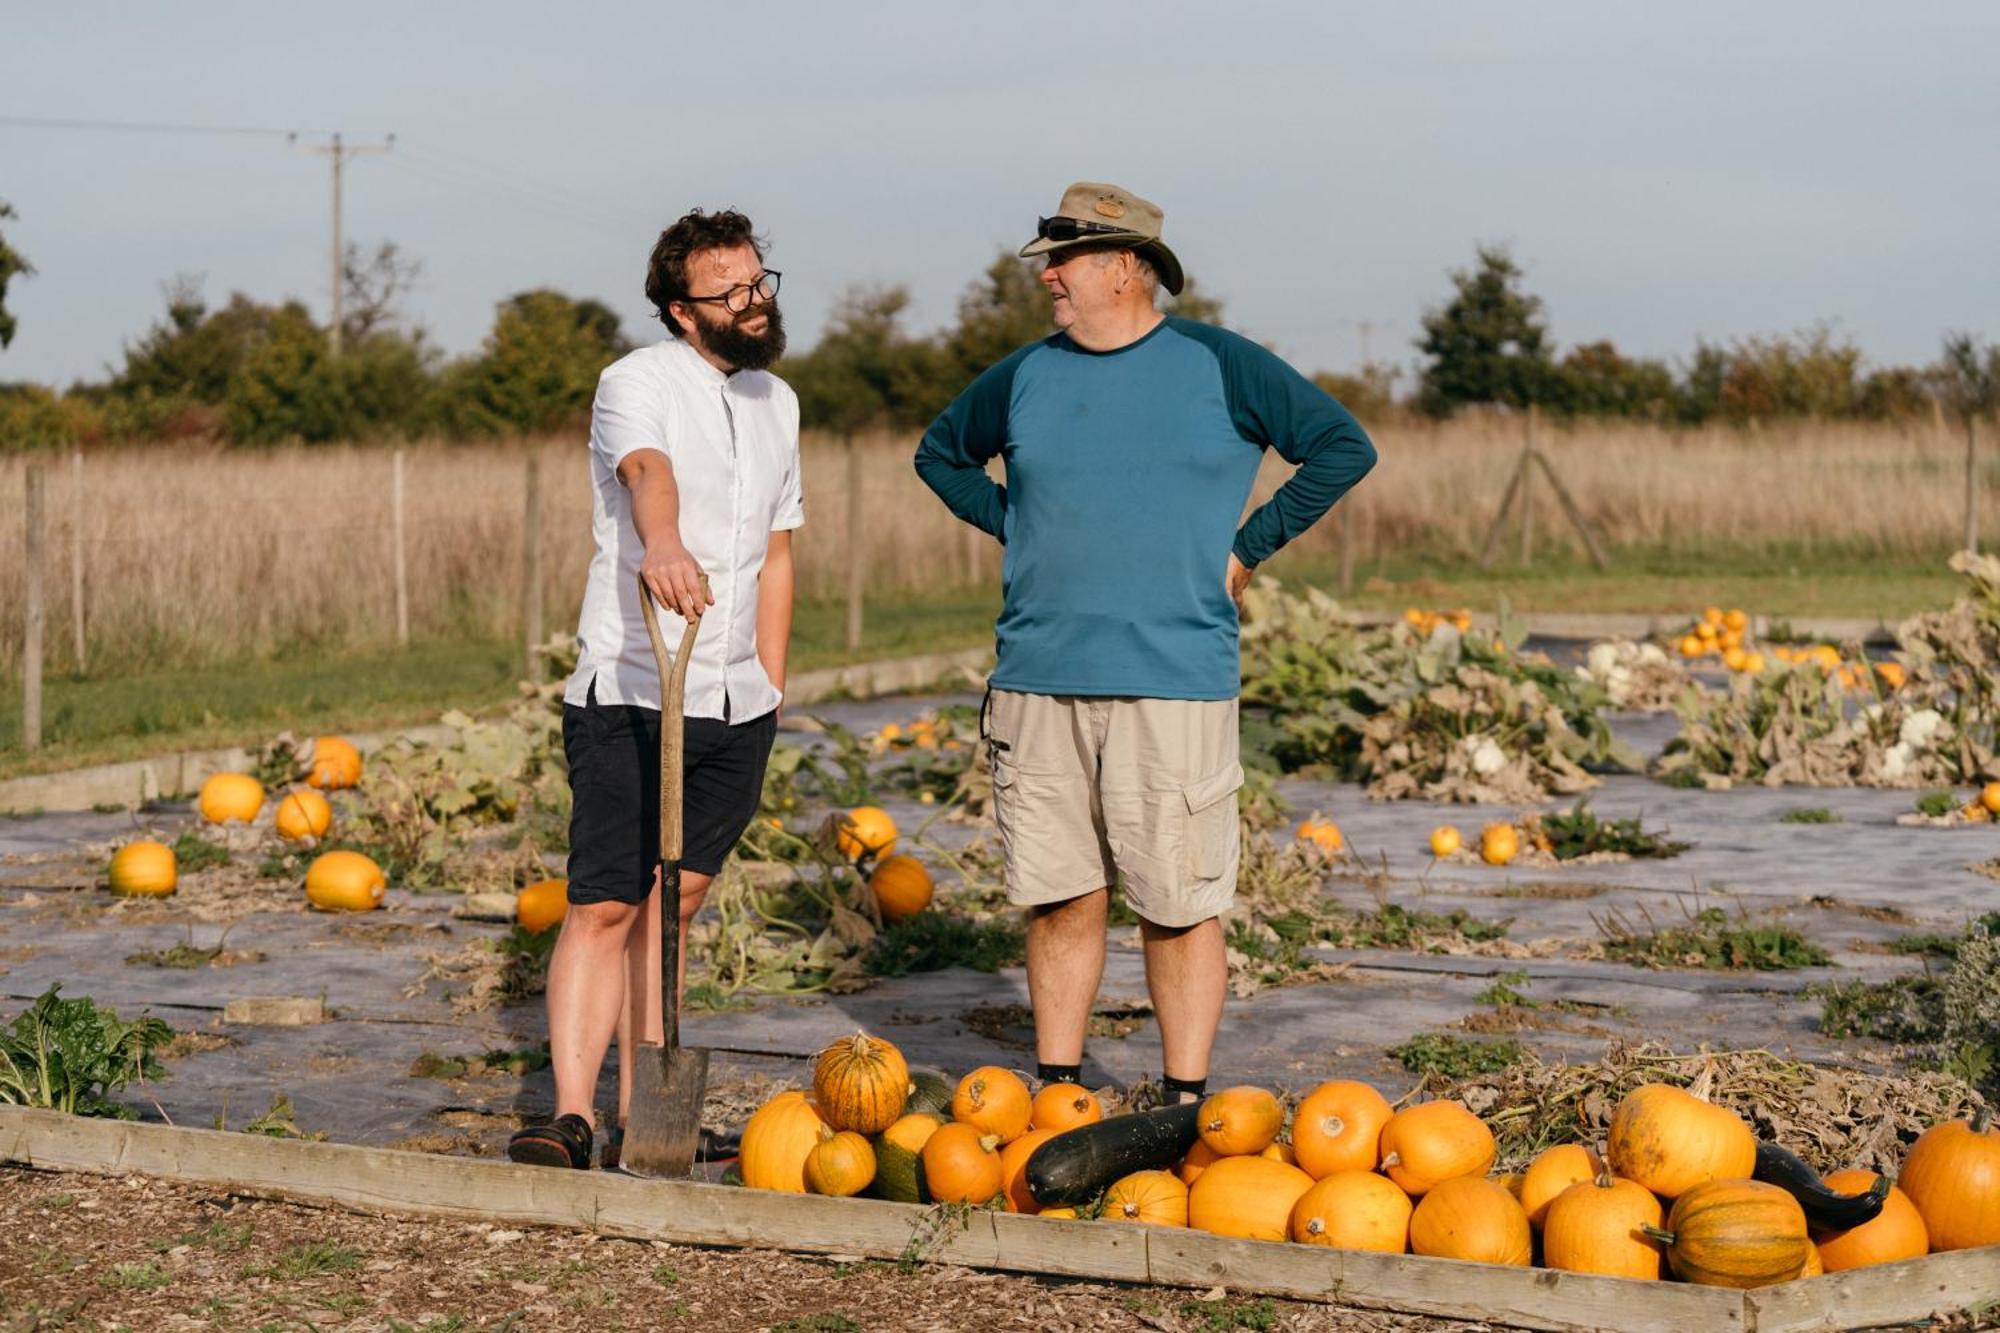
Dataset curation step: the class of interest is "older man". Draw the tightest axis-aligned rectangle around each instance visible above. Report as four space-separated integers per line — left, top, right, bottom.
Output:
509 209 802 1170
914 182 1375 1104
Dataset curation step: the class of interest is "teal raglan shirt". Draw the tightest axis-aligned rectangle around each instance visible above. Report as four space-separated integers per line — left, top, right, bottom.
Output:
913 316 1377 700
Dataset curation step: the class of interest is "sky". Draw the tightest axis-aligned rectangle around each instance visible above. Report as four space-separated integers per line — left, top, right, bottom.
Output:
3 1 1997 388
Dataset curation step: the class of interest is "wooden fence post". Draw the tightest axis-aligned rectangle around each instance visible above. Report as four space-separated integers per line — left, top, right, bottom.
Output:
523 451 544 682
1965 416 1979 555
845 436 865 652
23 458 45 751
69 448 85 675
392 447 410 647
1518 408 1536 566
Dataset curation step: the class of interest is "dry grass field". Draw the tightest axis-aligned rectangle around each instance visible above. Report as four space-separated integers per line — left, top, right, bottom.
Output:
0 416 1984 681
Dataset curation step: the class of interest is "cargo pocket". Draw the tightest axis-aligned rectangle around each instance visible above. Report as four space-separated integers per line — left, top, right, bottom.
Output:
1182 762 1244 881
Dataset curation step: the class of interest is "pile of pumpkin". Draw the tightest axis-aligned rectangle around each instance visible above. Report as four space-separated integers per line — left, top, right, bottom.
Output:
747 1033 1999 1287
831 805 935 925
1403 607 1476 637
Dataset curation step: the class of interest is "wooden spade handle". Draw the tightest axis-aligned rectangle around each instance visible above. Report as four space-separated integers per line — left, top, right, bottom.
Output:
636 573 704 862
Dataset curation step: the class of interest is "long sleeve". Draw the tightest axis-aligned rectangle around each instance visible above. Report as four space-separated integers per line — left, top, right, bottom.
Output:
913 344 1035 541
1177 322 1376 566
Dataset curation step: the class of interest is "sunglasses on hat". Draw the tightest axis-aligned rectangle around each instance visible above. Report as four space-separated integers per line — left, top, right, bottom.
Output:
1036 215 1138 243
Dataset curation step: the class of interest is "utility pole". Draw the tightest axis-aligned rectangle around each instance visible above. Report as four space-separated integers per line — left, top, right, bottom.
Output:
293 131 393 354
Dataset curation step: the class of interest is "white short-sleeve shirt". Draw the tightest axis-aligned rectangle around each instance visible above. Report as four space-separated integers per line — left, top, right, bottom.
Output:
564 338 804 721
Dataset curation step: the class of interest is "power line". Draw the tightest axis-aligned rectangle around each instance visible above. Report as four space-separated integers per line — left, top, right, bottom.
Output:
0 112 328 138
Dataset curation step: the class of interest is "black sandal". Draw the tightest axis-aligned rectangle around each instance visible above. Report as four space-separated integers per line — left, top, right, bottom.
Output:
507 1113 593 1169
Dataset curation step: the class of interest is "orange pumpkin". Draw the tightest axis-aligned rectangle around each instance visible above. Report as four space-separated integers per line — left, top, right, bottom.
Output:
999 1128 1057 1214
1644 1179 1809 1288
304 850 386 912
515 878 569 935
1105 1170 1189 1227
1289 1170 1412 1253
1542 1173 1664 1280
273 787 333 842
868 855 933 923
1176 1139 1223 1187
1030 1082 1102 1132
1259 1141 1298 1166
1810 1170 1927 1271
1518 1144 1605 1229
813 1032 910 1135
1291 1079 1394 1179
1038 1206 1080 1220
1296 817 1344 855
1605 1083 1757 1200
921 1122 1004 1205
1409 1176 1532 1266
305 735 363 790
1796 1242 1823 1278
107 840 177 898
1898 1109 2000 1252
1187 1155 1314 1242
1378 1100 1496 1196
951 1067 1032 1144
835 806 898 861
1197 1086 1283 1156
740 1092 831 1193
804 1128 876 1198
198 772 265 825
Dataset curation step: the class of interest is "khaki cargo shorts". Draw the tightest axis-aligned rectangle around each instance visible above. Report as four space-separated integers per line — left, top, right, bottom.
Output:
982 689 1242 928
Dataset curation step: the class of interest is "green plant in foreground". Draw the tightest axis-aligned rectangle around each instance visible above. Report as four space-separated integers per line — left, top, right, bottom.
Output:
865 912 1025 977
1390 1033 1526 1077
1780 806 1842 824
1535 801 1690 859
1815 918 2000 1097
1916 790 1960 818
1178 1296 1281 1333
0 984 172 1117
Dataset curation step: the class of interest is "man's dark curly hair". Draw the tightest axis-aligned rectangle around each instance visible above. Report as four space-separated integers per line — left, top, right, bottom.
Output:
644 208 765 338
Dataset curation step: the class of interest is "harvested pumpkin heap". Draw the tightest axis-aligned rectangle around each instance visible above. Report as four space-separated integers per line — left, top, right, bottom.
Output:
727 1030 1998 1290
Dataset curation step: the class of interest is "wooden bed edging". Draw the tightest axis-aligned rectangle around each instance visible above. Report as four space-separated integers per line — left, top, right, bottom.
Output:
3 1107 1993 1333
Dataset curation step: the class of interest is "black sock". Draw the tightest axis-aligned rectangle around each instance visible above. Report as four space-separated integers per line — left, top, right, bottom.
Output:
1037 1062 1082 1086
1161 1074 1207 1104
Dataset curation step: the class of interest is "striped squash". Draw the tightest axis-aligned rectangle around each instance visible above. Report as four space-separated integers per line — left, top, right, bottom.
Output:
813 1032 910 1135
1644 1179 1808 1288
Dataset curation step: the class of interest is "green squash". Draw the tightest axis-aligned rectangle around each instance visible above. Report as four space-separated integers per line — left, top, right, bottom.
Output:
868 1112 942 1204
905 1068 955 1120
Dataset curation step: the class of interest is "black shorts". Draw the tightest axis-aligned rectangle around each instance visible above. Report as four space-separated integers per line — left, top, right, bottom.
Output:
563 686 779 905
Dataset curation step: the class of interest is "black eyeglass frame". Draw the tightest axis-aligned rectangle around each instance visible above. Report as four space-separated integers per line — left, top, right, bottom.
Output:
677 270 782 314
1035 215 1142 244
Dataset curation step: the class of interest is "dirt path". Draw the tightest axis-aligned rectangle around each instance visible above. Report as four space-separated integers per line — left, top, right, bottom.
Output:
0 1166 1471 1333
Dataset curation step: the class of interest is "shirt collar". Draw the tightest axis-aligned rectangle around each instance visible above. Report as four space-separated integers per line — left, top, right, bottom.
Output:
668 336 731 386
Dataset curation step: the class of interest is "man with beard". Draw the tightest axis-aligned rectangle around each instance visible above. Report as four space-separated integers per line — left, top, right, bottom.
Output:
915 182 1375 1106
509 209 800 1170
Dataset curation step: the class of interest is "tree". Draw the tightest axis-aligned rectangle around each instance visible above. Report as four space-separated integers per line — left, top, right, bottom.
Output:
785 284 935 649
113 280 306 405
1164 274 1226 326
1414 245 1555 416
1940 332 2000 553
1548 340 1676 420
434 289 632 436
0 200 30 350
341 241 423 343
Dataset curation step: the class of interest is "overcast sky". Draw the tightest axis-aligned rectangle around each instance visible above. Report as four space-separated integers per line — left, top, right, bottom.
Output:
4 2 1996 388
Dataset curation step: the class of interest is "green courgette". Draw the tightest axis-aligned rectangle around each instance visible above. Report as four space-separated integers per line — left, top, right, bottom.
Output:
1024 1102 1200 1207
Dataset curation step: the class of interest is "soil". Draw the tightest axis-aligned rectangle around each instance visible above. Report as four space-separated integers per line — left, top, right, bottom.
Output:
0 1166 1469 1332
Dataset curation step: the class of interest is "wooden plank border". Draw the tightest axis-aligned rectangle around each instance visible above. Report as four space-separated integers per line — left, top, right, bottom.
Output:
7 1108 1994 1333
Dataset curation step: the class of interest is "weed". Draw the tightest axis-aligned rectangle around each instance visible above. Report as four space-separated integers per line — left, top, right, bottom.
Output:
239 1092 326 1141
1475 970 1536 1008
1390 1033 1526 1077
408 1044 550 1079
898 1199 985 1271
1177 1296 1280 1332
866 913 1024 977
1535 801 1690 859
682 981 755 1011
1916 790 1959 818
1781 806 1842 824
1814 917 2000 1096
170 829 232 872
1598 904 1829 970
100 1260 171 1290
247 1241 362 1279
772 1317 864 1333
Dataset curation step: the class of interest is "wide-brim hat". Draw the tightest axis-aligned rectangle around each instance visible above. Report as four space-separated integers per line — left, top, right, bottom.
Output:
1018 180 1185 295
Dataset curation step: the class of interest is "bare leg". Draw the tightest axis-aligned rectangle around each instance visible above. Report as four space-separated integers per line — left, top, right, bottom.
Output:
614 868 714 1127
546 897 642 1126
1140 916 1226 1082
1026 888 1108 1066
